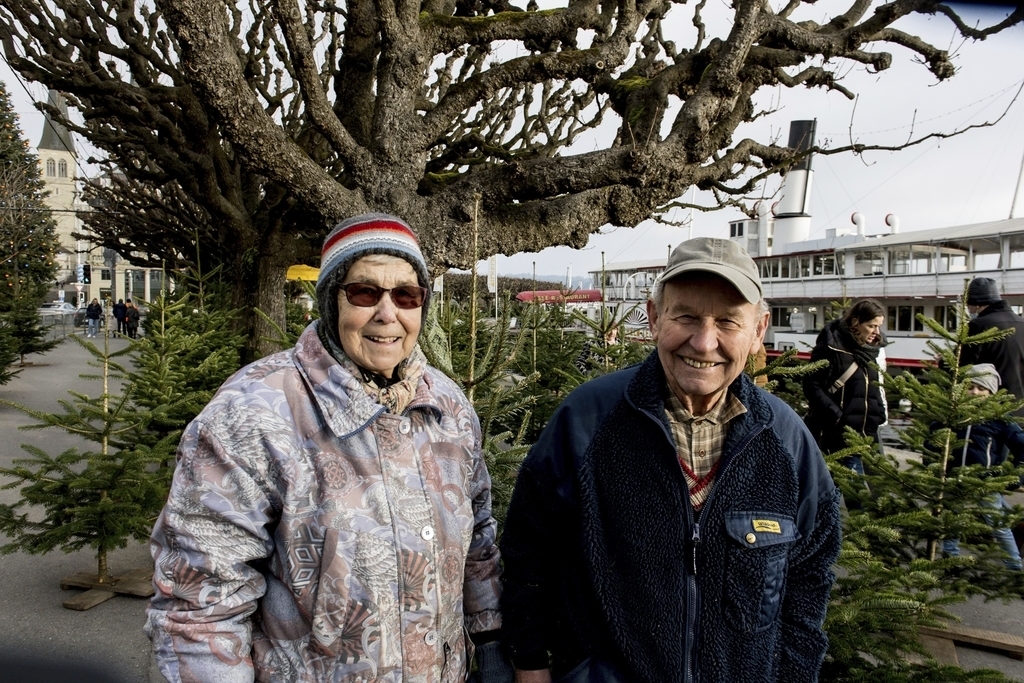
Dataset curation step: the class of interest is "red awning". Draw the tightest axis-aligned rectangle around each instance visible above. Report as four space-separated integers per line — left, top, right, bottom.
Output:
765 349 925 369
515 289 603 304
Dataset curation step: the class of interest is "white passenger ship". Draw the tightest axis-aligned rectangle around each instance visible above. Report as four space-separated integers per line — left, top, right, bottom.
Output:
589 121 1024 368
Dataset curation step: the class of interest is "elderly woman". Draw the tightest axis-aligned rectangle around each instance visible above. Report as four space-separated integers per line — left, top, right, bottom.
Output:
146 214 512 683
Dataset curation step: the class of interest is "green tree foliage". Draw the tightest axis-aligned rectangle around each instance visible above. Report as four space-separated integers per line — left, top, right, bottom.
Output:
129 268 245 472
822 291 1024 682
3 294 58 364
752 347 826 415
0 313 18 384
0 80 58 308
441 273 563 306
0 81 59 375
0 335 174 583
421 291 538 529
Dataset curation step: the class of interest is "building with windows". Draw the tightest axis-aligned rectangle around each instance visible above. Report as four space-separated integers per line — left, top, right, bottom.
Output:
37 90 160 307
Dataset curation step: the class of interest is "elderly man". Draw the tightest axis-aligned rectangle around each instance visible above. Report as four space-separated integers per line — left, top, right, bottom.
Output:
499 237 841 683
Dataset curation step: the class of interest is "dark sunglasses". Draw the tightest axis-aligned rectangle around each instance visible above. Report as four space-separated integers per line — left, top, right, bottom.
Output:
339 282 428 309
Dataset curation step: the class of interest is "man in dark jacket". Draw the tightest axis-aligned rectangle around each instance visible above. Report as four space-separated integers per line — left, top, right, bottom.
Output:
500 238 842 683
960 277 1024 417
112 298 128 336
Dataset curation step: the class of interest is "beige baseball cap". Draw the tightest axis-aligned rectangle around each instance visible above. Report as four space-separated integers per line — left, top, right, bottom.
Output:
659 237 762 304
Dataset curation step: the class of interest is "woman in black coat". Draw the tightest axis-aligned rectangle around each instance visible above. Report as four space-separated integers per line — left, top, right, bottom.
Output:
803 299 888 473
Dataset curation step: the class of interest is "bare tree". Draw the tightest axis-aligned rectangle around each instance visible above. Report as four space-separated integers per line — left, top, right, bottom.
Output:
2 0 1021 358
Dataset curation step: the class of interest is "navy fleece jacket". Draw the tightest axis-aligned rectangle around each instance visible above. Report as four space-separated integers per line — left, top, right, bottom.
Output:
500 351 841 683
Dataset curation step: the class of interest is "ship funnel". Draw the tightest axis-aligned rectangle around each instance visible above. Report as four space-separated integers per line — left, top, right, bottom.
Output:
755 200 772 256
772 120 816 250
885 213 900 234
852 212 866 236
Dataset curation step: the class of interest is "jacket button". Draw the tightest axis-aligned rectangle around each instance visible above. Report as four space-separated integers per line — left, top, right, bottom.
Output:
745 533 757 544
421 526 435 540
424 630 438 645
399 419 411 434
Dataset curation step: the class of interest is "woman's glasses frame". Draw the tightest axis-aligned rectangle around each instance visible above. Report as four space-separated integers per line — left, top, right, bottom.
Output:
339 282 428 309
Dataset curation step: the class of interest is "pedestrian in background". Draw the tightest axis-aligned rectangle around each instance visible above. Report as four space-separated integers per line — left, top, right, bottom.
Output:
124 299 140 339
85 298 102 339
112 298 127 336
803 299 889 470
960 277 1024 417
941 363 1024 570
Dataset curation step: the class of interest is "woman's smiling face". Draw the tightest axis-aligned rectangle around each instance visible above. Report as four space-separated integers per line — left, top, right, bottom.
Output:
336 254 422 377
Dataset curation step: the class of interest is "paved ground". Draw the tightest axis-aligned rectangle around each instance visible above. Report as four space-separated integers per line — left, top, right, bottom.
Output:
2 335 1024 681
0 332 150 683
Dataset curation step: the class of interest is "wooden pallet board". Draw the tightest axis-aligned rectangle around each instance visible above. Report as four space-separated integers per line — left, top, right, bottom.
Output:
919 633 960 666
59 567 154 598
919 623 1024 661
63 588 117 611
59 566 154 610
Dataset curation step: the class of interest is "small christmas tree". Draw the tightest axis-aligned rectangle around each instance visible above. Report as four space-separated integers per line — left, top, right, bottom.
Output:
129 268 244 473
822 285 1024 682
3 294 58 364
0 81 60 364
0 334 174 607
0 313 19 384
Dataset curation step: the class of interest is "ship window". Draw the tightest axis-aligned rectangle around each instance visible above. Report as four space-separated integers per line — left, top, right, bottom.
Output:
891 248 933 274
975 253 1000 270
889 250 910 275
799 256 811 278
935 306 959 332
780 258 791 278
771 307 792 328
812 254 837 276
939 252 967 272
887 305 925 332
855 250 884 276
759 259 781 279
730 222 744 238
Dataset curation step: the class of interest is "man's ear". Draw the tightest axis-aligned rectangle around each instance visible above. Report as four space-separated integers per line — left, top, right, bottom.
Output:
647 299 659 341
751 311 769 353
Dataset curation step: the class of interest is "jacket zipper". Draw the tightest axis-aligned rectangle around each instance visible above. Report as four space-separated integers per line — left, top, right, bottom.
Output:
861 364 869 434
676 420 765 683
685 520 700 683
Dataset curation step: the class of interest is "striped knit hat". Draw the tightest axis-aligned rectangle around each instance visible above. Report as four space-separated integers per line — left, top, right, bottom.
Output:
316 213 431 347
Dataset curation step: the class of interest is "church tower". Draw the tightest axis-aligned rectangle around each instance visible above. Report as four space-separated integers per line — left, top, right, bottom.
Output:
36 90 92 305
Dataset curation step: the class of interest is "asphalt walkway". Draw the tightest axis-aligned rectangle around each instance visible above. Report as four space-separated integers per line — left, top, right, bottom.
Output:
2 336 1024 681
1 333 149 683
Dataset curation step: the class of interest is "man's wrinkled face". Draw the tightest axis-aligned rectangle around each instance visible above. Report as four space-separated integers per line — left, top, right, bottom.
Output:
648 273 767 415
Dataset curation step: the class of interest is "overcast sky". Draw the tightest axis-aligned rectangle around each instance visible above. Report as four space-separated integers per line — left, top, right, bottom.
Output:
3 4 1023 282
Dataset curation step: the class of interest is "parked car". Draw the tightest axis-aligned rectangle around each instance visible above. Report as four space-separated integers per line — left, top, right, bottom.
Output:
37 301 77 317
73 307 105 328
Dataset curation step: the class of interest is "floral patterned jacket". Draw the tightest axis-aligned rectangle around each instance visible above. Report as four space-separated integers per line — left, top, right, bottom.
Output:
146 323 502 683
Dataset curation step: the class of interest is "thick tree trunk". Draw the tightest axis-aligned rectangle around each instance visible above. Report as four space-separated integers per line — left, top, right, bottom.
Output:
234 226 297 363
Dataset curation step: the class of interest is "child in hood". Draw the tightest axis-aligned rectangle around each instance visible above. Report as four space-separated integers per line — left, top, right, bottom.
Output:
942 363 1024 570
